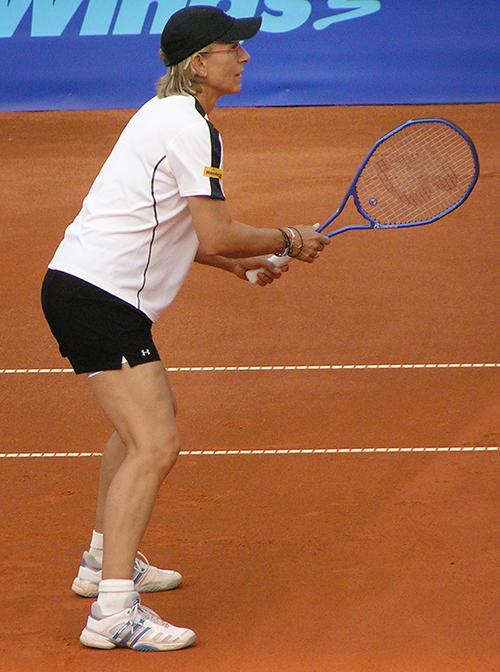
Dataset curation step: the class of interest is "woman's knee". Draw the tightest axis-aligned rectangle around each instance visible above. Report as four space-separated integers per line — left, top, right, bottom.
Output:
129 431 181 476
157 433 181 474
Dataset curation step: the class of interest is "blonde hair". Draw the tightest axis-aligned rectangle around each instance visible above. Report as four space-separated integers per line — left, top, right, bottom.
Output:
156 48 204 98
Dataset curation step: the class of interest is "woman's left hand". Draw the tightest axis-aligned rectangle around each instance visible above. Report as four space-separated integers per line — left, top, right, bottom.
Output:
233 256 289 286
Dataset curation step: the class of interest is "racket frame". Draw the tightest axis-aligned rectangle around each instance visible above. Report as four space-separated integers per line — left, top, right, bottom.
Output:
317 117 480 238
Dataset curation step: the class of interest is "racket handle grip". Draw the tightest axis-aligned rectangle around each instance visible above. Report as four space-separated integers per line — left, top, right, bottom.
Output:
245 255 290 284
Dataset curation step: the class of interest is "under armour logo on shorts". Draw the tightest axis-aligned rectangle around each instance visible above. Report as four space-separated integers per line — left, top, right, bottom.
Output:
141 349 151 356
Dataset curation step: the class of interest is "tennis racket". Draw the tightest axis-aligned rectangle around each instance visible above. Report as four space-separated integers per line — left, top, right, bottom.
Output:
246 117 479 284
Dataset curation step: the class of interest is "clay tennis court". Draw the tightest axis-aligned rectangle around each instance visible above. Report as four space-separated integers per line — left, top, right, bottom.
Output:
1 103 498 671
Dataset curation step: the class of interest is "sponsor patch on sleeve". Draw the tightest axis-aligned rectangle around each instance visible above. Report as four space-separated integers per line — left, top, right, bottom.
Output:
204 166 224 180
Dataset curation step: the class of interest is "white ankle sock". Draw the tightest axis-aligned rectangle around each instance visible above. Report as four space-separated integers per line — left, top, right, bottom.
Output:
89 530 103 565
97 579 137 616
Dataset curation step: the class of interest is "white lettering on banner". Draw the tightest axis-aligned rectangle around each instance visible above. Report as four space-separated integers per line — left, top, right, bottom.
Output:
81 0 119 36
259 0 313 34
0 0 31 37
113 0 186 35
314 1 381 30
0 0 382 38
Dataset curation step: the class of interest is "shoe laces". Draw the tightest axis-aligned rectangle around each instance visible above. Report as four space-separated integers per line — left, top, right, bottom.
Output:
129 600 171 627
133 550 150 577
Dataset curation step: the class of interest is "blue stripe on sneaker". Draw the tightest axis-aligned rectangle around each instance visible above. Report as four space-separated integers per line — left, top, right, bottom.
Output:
113 622 131 641
133 564 147 583
120 621 143 644
130 626 151 648
113 617 143 641
117 626 134 643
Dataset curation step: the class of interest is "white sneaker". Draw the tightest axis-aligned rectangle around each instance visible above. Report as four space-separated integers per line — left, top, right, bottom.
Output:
72 551 182 597
80 596 196 651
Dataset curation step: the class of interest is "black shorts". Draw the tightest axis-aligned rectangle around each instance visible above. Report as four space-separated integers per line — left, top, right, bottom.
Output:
41 270 161 374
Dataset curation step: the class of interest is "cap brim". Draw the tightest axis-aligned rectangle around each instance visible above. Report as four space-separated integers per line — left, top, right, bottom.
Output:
218 16 262 43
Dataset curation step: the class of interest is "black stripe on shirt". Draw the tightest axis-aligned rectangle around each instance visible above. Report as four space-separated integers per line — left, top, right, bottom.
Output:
194 97 225 200
136 155 166 312
205 120 225 200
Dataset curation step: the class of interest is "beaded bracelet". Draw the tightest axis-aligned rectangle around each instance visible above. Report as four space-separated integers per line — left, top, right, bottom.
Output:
275 227 292 257
287 227 304 258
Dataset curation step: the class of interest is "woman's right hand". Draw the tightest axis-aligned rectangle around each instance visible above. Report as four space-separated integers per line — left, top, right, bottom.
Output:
289 223 330 262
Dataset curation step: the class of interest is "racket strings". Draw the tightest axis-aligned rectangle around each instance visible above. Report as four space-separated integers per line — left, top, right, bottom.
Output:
355 123 477 225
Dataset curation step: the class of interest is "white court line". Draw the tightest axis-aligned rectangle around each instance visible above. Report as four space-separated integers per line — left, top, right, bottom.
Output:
0 446 498 459
0 362 499 374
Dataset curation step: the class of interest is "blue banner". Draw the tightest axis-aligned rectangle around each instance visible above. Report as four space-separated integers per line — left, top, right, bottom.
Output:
0 1 498 111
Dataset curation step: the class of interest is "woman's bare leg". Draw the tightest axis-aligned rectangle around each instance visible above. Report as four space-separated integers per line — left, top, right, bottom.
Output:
93 373 177 535
88 361 179 580
93 432 125 535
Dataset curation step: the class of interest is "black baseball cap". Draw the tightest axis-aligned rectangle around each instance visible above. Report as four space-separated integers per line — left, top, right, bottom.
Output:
161 5 262 66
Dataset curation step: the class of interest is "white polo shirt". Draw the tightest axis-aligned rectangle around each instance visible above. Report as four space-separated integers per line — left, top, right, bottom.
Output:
49 94 225 322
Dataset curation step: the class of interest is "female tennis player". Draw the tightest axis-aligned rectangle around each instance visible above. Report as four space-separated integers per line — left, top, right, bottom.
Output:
41 5 328 653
